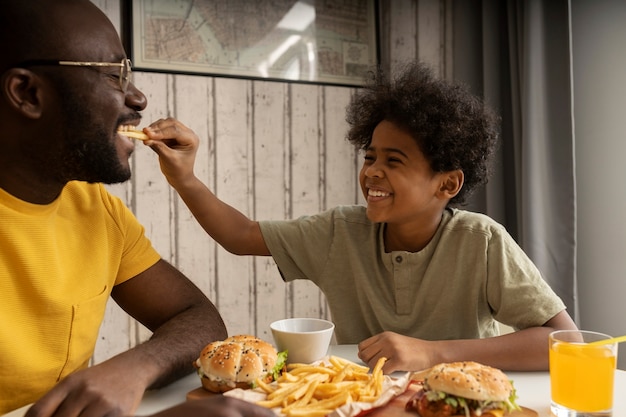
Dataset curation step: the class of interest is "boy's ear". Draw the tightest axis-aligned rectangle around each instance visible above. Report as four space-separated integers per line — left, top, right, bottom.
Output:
1 68 45 119
437 169 464 199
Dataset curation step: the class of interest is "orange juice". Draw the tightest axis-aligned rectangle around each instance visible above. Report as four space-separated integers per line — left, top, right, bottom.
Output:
550 340 616 411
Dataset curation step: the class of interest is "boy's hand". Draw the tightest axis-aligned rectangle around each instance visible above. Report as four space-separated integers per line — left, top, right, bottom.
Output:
142 118 200 188
358 331 437 374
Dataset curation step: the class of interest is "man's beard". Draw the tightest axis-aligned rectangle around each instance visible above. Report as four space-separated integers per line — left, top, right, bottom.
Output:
61 129 132 184
56 81 132 184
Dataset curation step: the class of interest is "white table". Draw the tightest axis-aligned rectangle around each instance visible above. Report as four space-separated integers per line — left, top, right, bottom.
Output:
5 345 625 417
135 344 626 417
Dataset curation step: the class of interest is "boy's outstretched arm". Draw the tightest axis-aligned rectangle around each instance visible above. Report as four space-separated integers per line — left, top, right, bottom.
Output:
143 118 270 256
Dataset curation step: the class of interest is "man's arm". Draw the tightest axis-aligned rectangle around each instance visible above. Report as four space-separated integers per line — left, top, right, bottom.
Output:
26 260 227 417
111 259 227 387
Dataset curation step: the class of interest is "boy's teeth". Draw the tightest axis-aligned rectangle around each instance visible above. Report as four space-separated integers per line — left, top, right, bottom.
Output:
369 189 388 197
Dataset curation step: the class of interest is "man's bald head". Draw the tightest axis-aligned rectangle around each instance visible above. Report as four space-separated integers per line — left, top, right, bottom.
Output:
0 0 122 72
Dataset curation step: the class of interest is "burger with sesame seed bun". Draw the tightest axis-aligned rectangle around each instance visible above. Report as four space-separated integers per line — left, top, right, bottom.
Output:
406 361 521 417
194 334 287 393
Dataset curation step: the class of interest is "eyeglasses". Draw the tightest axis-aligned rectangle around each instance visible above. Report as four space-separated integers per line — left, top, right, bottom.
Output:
16 58 132 93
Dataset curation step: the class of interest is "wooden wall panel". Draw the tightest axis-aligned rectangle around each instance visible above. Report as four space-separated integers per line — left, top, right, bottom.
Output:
252 81 290 341
92 0 447 363
382 0 418 71
212 78 255 336
288 83 327 319
95 301 131 362
171 75 216 300
323 86 359 208
379 0 448 76
417 0 446 74
133 72 176 344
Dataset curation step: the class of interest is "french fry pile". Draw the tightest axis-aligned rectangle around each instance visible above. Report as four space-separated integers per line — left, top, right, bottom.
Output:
255 355 387 417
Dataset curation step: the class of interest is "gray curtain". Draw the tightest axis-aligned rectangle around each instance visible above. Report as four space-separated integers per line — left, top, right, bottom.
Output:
452 0 578 322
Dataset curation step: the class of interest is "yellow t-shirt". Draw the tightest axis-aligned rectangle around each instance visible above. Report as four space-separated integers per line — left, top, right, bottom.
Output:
0 182 161 413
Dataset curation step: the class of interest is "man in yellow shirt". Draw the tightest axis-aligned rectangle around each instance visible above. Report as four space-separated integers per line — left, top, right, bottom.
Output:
0 1 272 417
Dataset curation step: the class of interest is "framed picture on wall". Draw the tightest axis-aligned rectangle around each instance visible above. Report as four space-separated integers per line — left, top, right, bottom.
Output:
127 0 378 86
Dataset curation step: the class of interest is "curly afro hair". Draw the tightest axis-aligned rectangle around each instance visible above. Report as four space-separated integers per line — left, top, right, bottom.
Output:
345 62 499 207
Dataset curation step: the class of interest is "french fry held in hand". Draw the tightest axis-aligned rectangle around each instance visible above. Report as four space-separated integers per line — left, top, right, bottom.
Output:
117 126 149 141
255 355 387 417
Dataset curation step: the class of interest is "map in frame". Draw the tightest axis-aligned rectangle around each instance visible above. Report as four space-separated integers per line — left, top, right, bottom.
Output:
130 0 378 86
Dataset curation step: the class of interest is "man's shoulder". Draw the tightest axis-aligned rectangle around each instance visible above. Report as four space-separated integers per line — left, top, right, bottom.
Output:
64 181 107 197
64 181 119 203
63 181 129 219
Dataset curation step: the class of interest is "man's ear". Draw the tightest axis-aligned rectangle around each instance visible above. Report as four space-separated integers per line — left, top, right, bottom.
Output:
437 169 464 199
1 68 45 119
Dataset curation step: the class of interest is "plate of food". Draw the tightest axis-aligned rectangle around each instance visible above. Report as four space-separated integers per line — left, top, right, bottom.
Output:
224 355 410 417
186 336 537 417
187 334 411 416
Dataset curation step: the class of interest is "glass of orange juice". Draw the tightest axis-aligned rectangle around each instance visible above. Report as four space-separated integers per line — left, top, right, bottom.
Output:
549 330 618 416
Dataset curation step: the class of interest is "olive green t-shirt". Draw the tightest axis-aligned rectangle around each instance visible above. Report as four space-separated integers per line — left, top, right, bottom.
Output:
259 206 566 344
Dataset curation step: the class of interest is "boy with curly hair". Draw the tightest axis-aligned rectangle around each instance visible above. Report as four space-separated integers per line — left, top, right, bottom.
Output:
143 62 577 373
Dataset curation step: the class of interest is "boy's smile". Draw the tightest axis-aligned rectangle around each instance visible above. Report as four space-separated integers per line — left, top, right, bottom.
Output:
367 187 391 200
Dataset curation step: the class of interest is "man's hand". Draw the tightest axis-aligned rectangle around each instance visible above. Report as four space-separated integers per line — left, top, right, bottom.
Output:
24 370 275 417
24 358 148 417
